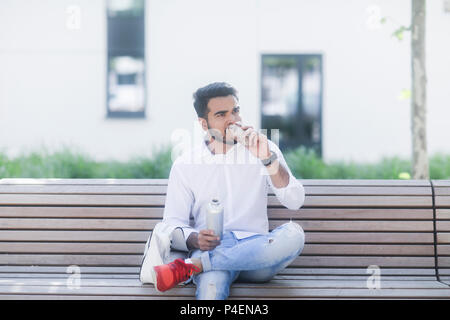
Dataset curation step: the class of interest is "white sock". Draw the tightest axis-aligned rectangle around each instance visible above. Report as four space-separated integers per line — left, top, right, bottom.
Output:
184 258 193 265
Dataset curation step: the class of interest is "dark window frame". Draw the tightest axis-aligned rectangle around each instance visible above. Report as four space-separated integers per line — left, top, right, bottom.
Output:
260 53 323 157
106 3 146 119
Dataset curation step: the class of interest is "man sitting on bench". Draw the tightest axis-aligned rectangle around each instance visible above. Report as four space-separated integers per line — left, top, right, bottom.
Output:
152 82 306 300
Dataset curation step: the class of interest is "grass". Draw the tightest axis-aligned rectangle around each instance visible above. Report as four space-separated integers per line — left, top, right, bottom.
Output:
0 145 449 179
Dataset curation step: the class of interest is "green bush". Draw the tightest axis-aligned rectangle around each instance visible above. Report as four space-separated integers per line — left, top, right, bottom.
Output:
429 153 450 180
0 144 173 179
0 144 449 179
284 146 448 180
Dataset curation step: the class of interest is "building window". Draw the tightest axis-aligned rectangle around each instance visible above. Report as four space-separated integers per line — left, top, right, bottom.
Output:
261 54 323 157
106 0 146 118
445 0 450 13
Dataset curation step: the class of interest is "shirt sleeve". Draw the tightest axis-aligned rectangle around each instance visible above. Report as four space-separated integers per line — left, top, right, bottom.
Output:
161 161 198 247
265 140 306 210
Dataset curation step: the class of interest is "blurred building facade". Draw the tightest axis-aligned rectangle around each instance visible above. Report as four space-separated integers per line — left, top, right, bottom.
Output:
0 0 449 163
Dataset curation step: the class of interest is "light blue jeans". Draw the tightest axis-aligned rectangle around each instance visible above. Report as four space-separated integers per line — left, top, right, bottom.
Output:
189 221 305 300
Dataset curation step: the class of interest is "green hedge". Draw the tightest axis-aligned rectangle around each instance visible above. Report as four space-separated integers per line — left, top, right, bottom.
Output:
0 144 173 179
0 145 449 179
285 146 449 179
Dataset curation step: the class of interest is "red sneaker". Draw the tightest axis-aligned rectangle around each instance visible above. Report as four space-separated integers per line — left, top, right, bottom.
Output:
152 258 200 292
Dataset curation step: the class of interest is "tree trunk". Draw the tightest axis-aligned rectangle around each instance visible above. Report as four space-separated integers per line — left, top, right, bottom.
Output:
411 0 429 179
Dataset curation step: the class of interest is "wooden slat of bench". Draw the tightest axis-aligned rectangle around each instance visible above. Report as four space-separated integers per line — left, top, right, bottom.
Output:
0 266 435 277
292 256 435 268
303 186 431 196
270 208 433 220
0 295 161 300
0 242 434 256
273 196 433 207
436 233 450 244
279 267 437 276
0 266 140 274
0 274 437 282
0 218 159 230
230 288 450 299
438 268 450 275
0 179 169 185
0 194 166 206
0 270 438 283
438 257 450 268
1 281 449 299
14 295 197 300
302 244 434 256
0 290 447 300
238 280 448 289
0 230 150 242
0 185 432 196
0 207 164 218
0 266 437 283
2 291 449 300
0 194 433 207
0 178 431 186
304 232 433 244
0 207 433 220
0 218 433 232
0 254 435 268
301 180 431 186
276 275 437 281
0 230 432 243
0 278 447 289
0 273 138 279
436 221 450 232
0 270 435 280
436 245 450 255
436 196 450 207
435 188 450 196
437 209 450 219
271 220 433 232
432 180 450 187
0 254 144 266
0 243 145 254
0 266 439 279
0 185 168 195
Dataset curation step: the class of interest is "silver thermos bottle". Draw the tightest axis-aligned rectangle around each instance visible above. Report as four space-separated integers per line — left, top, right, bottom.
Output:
206 198 224 239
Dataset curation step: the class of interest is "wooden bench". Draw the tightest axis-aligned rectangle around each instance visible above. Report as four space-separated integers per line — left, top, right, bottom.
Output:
0 178 449 299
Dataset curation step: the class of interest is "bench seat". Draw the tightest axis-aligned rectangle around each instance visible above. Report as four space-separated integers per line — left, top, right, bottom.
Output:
0 267 449 300
1 178 449 299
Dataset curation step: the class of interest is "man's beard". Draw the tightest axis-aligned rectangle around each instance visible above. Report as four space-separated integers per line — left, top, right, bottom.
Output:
206 121 237 146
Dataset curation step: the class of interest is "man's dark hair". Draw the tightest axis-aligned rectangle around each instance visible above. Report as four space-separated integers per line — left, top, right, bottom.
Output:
193 82 239 119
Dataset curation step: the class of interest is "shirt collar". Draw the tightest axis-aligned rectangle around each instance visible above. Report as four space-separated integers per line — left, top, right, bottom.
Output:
201 137 238 157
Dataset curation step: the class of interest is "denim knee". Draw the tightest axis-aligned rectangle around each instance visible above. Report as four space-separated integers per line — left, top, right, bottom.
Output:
277 221 305 257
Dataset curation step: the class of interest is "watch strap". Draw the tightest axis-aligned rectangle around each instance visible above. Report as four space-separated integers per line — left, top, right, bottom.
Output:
261 150 277 166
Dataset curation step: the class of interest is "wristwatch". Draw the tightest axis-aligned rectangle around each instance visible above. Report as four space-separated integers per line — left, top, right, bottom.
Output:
261 150 278 166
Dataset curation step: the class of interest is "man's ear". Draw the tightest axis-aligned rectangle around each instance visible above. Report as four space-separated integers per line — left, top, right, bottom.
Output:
198 117 208 132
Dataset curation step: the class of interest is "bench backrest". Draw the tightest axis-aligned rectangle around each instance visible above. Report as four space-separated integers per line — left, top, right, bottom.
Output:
0 179 437 276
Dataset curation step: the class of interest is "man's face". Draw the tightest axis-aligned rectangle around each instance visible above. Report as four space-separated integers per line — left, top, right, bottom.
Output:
200 95 242 144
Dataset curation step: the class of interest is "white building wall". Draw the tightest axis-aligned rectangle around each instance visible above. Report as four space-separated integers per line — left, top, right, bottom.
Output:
0 0 449 163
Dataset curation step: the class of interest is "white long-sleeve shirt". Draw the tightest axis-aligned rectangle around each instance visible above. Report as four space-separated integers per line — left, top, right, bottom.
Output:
162 137 306 245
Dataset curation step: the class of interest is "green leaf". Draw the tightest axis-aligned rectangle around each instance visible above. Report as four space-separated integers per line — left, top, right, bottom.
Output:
391 25 411 41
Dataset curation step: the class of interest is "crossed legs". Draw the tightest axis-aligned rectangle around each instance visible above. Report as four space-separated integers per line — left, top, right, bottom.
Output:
190 222 305 300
